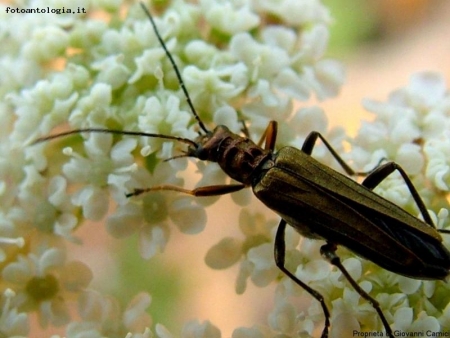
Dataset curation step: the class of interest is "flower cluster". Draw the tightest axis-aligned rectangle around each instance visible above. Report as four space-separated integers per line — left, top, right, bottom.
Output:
1 0 344 335
1 0 449 337
352 73 450 211
347 72 450 334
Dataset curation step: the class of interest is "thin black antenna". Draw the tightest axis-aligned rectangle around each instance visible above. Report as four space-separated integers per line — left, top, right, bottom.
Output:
139 2 210 134
32 128 198 148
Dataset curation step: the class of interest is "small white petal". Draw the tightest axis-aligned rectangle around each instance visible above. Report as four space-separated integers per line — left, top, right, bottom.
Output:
397 276 421 295
72 186 109 221
39 248 66 273
156 324 174 338
61 261 93 291
213 106 240 133
407 72 447 109
268 301 296 333
106 203 142 238
181 320 221 338
138 225 169 259
232 327 264 338
392 307 413 330
169 198 206 234
205 237 242 269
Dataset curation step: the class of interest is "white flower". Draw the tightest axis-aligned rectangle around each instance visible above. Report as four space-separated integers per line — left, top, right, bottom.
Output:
230 32 290 81
0 289 29 337
106 163 206 259
7 68 85 144
202 0 260 35
206 209 291 293
92 54 131 90
181 320 221 338
294 259 331 285
234 293 318 337
22 25 69 61
0 232 25 262
205 237 242 269
1 246 92 328
346 71 450 334
0 124 77 240
392 308 440 333
268 300 296 334
425 136 450 191
154 321 221 338
68 82 113 127
0 57 41 96
183 63 247 112
251 0 331 26
0 0 363 336
232 326 269 338
5 163 79 241
137 93 197 157
62 133 138 219
352 72 450 211
129 46 168 84
212 105 242 134
68 291 152 338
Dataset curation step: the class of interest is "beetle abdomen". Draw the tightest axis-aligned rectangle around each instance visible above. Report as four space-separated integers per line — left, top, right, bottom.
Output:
253 147 450 280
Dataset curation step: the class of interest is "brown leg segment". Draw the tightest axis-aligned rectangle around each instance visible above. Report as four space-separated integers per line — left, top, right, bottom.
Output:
126 183 246 198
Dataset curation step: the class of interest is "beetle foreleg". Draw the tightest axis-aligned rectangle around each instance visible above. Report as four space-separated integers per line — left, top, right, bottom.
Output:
126 183 246 197
256 121 278 151
239 120 251 138
274 219 331 338
361 162 436 229
320 243 394 338
301 131 371 177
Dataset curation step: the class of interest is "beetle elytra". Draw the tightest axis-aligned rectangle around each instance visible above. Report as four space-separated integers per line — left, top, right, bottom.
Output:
33 3 450 337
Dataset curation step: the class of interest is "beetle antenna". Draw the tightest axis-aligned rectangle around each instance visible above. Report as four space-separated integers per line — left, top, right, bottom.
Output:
31 128 198 148
139 2 210 135
163 153 189 162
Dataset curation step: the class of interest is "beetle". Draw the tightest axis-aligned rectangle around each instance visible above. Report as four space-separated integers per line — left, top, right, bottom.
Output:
33 3 450 337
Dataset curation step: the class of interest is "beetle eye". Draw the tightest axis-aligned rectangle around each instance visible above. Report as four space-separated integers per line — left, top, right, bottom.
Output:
197 150 207 160
189 145 207 160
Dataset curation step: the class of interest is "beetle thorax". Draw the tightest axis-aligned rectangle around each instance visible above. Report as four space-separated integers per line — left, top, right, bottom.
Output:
190 125 271 185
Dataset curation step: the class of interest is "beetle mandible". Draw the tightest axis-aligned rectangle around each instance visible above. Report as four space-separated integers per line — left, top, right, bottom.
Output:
33 3 450 337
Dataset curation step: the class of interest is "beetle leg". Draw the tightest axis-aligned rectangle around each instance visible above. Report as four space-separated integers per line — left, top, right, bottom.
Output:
274 219 331 338
239 120 251 138
126 183 246 197
361 162 435 228
256 121 278 151
301 131 384 176
301 131 364 176
320 242 394 338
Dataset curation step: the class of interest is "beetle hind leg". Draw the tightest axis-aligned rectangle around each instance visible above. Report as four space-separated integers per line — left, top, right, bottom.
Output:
362 162 435 228
320 243 394 338
274 219 331 338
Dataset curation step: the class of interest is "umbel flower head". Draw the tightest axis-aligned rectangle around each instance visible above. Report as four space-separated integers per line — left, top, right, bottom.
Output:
1 0 449 337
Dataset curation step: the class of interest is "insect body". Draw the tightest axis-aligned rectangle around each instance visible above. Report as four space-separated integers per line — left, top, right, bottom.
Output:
130 121 450 338
257 144 450 281
34 3 450 337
